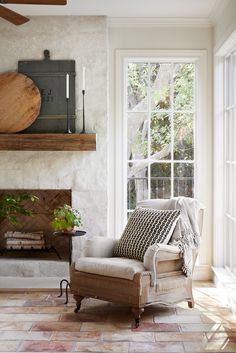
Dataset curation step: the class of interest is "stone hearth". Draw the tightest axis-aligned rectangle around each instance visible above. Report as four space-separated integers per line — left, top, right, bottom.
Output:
0 258 69 288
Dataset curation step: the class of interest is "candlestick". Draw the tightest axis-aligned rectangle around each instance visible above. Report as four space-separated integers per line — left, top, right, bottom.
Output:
82 67 86 91
82 89 85 134
66 98 71 134
66 73 69 99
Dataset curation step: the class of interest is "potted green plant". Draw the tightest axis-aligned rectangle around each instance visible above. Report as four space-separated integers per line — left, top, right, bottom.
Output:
0 193 38 226
51 204 82 233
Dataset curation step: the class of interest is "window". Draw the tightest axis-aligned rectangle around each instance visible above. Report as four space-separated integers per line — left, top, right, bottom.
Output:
125 60 195 218
224 48 236 275
113 49 210 278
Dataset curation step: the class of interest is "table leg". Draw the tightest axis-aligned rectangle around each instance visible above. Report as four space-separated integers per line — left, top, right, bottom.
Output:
58 279 68 298
65 282 71 304
58 279 71 304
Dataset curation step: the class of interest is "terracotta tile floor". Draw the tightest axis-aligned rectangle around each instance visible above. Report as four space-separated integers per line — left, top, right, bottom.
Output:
0 282 236 352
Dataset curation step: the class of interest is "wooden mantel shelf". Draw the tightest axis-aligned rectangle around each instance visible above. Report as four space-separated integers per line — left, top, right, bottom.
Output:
0 133 96 151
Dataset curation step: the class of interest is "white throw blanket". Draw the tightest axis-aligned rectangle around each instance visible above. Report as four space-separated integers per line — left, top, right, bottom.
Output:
139 197 204 277
168 197 204 276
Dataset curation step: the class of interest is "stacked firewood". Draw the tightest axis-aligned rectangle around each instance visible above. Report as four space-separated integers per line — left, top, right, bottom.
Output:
4 231 46 250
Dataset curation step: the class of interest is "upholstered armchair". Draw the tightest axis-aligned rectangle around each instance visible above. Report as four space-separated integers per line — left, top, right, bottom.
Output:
70 198 204 327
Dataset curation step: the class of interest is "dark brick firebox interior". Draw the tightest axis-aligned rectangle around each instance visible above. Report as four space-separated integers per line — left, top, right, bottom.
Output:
0 189 71 261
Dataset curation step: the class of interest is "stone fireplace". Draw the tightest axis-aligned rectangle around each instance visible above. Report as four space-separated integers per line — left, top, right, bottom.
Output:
0 16 108 285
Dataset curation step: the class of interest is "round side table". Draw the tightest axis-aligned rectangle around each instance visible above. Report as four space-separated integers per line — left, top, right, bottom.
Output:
53 230 86 304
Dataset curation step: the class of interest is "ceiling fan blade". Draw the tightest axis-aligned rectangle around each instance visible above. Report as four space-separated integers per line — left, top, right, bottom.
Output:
0 4 29 25
1 0 67 4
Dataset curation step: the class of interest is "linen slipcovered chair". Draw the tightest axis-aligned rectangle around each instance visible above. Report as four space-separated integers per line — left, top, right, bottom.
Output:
70 197 204 327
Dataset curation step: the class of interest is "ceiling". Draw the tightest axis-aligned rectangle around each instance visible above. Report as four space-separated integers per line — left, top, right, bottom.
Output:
3 0 225 19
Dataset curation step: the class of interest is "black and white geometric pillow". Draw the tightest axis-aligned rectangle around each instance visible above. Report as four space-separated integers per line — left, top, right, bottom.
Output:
113 207 181 261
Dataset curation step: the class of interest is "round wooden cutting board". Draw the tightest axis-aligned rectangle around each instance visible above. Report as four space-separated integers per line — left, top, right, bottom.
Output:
0 72 41 133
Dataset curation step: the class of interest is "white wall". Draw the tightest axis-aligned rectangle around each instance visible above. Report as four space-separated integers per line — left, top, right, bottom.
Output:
108 26 213 279
0 16 108 240
214 0 236 50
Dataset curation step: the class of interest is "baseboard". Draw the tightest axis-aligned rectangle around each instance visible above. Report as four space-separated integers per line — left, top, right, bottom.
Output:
0 276 68 289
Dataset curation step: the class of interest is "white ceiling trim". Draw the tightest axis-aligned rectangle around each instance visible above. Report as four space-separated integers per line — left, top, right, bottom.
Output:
108 17 212 28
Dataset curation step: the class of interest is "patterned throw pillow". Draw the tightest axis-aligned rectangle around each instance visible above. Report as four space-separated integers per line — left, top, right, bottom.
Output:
113 207 181 261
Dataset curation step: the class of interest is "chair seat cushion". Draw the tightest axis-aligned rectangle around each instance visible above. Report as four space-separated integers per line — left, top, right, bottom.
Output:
75 257 146 280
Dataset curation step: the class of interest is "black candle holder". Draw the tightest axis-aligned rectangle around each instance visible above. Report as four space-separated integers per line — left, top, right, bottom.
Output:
66 98 72 134
81 89 86 134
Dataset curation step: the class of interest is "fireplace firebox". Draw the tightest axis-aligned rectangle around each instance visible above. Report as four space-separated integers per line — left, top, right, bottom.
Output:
0 189 71 261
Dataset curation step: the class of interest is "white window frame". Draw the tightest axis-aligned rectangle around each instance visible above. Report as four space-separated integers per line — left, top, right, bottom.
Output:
214 30 236 275
224 50 236 275
114 49 211 280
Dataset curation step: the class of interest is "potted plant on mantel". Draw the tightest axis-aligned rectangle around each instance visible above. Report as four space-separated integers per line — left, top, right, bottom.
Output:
0 193 38 226
51 204 82 233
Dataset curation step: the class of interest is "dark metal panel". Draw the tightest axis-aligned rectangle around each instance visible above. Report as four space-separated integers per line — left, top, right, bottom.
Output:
18 50 76 133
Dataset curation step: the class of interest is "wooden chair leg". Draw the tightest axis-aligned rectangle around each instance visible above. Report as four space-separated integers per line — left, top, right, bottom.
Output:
131 307 144 328
74 295 84 313
188 299 194 308
187 279 195 308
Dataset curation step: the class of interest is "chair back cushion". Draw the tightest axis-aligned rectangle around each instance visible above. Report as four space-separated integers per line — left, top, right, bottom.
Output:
113 208 180 261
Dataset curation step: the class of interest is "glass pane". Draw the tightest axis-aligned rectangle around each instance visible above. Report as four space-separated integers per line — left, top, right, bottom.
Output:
228 111 233 161
127 63 148 111
232 220 236 275
151 163 171 199
173 63 194 111
174 113 194 160
151 113 171 160
127 162 148 210
127 113 148 160
233 165 236 220
225 112 230 161
225 217 231 268
229 55 234 107
233 108 236 161
174 163 194 197
150 63 172 111
234 50 236 106
229 164 233 215
226 57 230 108
226 164 230 214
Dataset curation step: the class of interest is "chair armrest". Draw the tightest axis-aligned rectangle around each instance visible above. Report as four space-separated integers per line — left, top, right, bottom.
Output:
155 243 181 261
143 243 182 285
83 236 117 258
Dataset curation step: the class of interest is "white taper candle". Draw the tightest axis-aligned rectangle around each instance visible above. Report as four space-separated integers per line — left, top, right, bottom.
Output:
82 67 86 91
66 73 69 99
